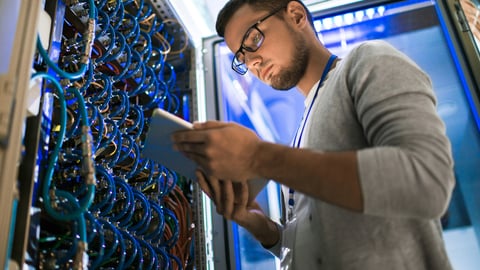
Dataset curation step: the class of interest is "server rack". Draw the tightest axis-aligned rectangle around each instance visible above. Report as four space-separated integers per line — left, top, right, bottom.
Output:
0 0 209 269
3 0 480 269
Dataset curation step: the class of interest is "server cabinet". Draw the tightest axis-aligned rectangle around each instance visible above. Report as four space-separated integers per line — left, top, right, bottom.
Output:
0 0 208 269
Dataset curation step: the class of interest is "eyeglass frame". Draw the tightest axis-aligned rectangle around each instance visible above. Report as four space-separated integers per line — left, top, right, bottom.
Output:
231 5 287 75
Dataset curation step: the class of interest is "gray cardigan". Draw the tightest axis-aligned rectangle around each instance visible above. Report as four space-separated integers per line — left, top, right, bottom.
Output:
269 40 455 270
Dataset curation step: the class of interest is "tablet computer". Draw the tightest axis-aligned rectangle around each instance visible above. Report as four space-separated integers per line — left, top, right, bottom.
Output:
142 108 197 179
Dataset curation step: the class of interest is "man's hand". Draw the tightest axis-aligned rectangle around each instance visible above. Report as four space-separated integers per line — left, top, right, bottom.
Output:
196 170 279 247
172 121 262 181
196 170 263 226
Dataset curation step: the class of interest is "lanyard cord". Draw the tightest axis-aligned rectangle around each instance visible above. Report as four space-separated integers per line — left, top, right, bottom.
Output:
288 54 338 219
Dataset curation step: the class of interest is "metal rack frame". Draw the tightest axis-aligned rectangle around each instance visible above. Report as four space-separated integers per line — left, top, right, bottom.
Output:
0 0 42 268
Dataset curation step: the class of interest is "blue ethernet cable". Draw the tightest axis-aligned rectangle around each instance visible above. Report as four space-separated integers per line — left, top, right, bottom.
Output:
89 165 115 212
120 229 139 268
32 72 95 223
85 212 105 269
36 0 96 81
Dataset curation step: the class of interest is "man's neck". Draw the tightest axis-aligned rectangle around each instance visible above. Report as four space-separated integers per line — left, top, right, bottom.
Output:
297 44 333 96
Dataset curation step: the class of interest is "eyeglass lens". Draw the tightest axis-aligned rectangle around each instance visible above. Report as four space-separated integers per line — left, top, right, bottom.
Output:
233 27 264 74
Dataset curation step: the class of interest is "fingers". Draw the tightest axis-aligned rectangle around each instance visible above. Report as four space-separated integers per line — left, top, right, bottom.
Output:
210 176 222 212
193 120 228 129
171 129 210 161
197 172 221 205
172 140 210 171
172 120 227 143
231 182 248 205
220 181 235 217
199 175 249 220
174 142 207 157
196 170 213 199
196 172 230 216
171 130 205 144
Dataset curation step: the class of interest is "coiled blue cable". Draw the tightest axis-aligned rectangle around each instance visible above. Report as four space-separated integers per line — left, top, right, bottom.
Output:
153 246 170 270
122 51 147 96
94 24 116 64
95 118 119 166
135 27 153 62
108 90 130 126
169 253 184 270
137 1 152 22
93 0 107 9
116 133 135 165
125 105 145 140
107 129 123 169
162 62 177 90
104 28 126 63
111 37 132 81
109 1 125 31
131 235 144 270
142 200 165 241
110 177 135 224
97 219 120 266
139 81 162 110
134 65 157 98
33 73 94 223
56 191 88 244
133 159 156 190
123 144 141 179
78 62 95 95
31 73 66 207
124 0 144 19
85 213 105 269
139 239 159 270
105 228 126 269
119 230 139 269
85 102 99 132
127 189 151 232
123 50 144 81
36 0 96 80
89 106 105 151
146 46 165 70
160 167 178 198
95 9 110 38
88 74 112 115
89 165 115 212
120 13 140 44
161 207 179 249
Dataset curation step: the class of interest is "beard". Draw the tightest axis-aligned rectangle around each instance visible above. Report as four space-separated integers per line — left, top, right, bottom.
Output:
270 34 309 91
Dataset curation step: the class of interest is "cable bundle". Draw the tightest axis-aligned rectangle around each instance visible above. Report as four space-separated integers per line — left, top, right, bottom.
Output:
33 0 195 269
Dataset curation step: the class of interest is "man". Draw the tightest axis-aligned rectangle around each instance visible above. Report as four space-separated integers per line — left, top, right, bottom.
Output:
172 0 455 269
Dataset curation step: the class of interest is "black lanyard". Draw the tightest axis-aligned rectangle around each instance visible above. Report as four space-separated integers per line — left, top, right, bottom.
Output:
288 54 338 218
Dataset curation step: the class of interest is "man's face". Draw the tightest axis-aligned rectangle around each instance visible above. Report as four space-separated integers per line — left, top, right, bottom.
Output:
224 4 308 90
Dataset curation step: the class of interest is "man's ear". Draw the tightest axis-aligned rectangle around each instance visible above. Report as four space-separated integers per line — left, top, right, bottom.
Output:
285 1 309 29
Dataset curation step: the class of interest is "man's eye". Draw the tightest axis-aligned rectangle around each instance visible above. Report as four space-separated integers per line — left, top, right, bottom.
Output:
244 29 262 49
252 32 262 46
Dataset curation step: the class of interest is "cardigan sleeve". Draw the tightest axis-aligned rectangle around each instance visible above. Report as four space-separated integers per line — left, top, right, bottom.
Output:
348 41 455 219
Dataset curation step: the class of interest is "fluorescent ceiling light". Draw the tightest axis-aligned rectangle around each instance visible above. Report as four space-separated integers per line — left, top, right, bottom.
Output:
308 0 364 13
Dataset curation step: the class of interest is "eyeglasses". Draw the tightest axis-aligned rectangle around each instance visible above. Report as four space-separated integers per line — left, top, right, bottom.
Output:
231 6 286 75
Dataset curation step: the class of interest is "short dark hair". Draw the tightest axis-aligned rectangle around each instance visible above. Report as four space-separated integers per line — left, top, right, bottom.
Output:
215 0 314 38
